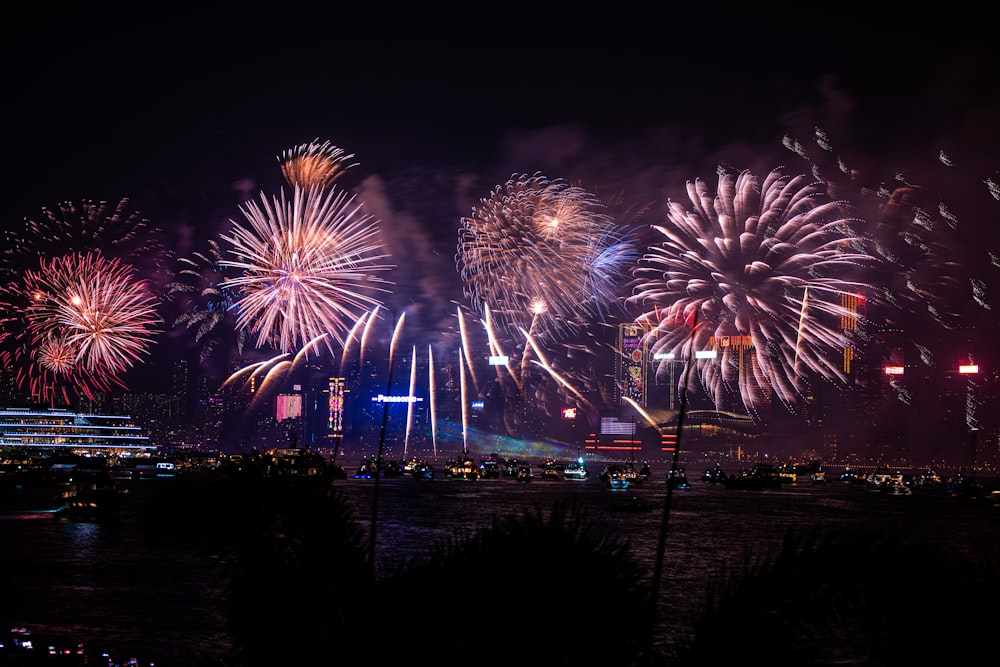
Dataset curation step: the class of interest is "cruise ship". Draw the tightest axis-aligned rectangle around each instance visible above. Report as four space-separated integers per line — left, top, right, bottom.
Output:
0 407 155 456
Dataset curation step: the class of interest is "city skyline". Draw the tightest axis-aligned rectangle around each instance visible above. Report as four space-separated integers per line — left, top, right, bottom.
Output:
2 9 998 465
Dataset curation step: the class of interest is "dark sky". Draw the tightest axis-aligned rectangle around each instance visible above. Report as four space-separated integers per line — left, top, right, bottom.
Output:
7 7 996 222
4 6 1000 388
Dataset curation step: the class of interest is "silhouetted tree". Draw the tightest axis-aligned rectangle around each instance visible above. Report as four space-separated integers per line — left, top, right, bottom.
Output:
668 524 1000 667
139 472 373 666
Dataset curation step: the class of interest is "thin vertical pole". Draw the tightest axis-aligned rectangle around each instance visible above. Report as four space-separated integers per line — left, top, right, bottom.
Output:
369 313 403 578
646 314 698 650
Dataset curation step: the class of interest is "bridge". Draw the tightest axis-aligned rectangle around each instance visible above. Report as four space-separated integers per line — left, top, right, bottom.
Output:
657 409 762 435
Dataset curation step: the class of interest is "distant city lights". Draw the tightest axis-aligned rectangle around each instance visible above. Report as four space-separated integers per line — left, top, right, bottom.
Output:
371 394 423 403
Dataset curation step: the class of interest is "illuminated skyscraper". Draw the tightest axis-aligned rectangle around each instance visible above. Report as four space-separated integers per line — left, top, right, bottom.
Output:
617 324 648 407
327 377 346 448
840 292 865 375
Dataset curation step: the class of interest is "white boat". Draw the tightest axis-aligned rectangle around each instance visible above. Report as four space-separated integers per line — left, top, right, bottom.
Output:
563 460 589 480
868 472 911 495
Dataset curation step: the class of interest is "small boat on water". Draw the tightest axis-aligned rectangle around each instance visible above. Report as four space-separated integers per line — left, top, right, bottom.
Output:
410 462 435 480
665 468 691 490
354 459 377 479
448 452 479 481
516 465 533 483
478 454 502 479
945 472 985 501
867 472 911 495
540 460 561 480
60 469 124 520
702 465 728 483
600 464 641 489
723 463 784 490
563 459 589 481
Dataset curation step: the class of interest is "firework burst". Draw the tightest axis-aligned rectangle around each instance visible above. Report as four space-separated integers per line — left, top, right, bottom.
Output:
784 128 972 336
0 197 170 287
166 239 249 371
25 252 162 374
0 198 168 405
278 139 358 191
0 251 161 404
457 173 637 341
628 167 882 419
456 177 642 435
219 185 393 355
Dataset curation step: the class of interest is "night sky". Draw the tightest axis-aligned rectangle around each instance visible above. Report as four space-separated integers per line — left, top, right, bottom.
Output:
3 7 999 438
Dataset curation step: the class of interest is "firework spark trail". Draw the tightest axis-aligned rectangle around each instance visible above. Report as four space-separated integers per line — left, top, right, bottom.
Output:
247 359 293 415
279 139 358 191
220 185 393 355
428 343 438 457
221 353 289 391
456 306 482 394
623 396 658 430
339 310 372 373
629 167 881 419
459 346 469 452
404 345 417 458
358 305 382 368
793 286 810 375
482 305 520 393
520 327 593 409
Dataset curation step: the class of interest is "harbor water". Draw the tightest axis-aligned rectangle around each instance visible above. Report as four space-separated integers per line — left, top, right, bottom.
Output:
2 465 998 664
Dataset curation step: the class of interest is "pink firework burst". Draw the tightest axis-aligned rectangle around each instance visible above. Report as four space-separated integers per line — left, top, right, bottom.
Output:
219 184 393 355
25 251 162 375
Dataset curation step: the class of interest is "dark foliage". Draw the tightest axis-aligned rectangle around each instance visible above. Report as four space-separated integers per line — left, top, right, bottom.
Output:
669 524 1000 667
138 472 373 666
375 501 657 666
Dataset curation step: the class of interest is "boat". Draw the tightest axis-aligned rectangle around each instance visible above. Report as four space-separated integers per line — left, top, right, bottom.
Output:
945 472 985 501
0 407 155 457
516 465 533 483
478 454 502 479
263 448 328 478
563 459 589 481
354 459 378 479
381 460 404 477
540 460 561 480
867 472 911 495
777 464 797 484
810 470 827 484
449 452 479 481
665 468 691 489
60 468 124 519
723 463 784 490
410 462 434 480
702 465 728 483
600 464 641 489
911 469 944 491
